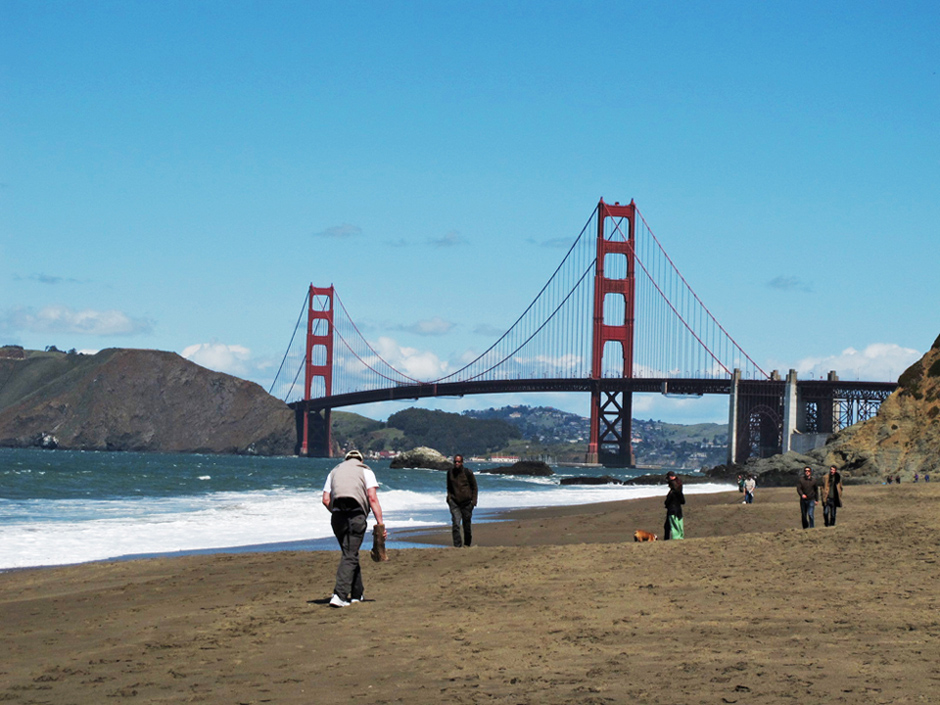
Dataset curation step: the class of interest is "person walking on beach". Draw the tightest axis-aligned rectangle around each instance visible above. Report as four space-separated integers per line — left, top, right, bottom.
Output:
663 471 685 540
322 450 386 608
743 475 756 504
447 455 478 547
822 465 843 527
797 466 818 529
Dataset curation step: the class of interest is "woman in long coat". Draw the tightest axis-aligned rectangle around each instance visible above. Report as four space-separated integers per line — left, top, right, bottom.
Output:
664 471 685 540
822 465 843 527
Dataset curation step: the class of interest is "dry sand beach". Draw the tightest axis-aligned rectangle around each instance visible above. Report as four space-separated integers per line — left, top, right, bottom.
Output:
2 483 938 704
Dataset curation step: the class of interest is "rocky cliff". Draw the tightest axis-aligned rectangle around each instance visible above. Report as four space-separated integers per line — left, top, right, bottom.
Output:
816 333 940 480
0 348 296 455
707 334 940 484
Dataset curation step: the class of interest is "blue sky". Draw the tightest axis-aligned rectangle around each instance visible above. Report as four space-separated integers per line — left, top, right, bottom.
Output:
2 1 937 424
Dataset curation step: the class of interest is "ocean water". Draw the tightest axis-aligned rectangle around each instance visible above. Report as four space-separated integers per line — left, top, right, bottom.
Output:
0 448 732 570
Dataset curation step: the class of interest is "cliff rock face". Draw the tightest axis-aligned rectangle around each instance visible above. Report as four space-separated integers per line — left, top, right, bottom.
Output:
815 334 940 480
0 348 296 455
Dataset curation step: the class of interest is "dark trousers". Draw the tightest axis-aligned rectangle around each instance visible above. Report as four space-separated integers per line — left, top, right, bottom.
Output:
331 510 367 600
448 499 474 547
824 500 838 527
800 498 816 529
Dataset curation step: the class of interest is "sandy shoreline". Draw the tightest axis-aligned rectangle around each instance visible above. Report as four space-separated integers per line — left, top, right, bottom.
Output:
2 483 938 704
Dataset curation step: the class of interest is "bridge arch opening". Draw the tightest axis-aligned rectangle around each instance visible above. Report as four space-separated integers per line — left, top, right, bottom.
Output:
746 404 782 459
603 292 626 327
601 340 624 377
310 344 328 366
603 252 628 280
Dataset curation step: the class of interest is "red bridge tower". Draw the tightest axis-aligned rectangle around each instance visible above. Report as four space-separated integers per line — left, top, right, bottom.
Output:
587 199 637 467
300 285 334 456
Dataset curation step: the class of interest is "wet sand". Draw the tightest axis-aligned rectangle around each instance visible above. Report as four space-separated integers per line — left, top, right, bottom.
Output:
2 483 938 704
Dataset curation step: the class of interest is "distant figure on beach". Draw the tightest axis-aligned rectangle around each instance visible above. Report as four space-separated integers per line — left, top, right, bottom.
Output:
926 473 931 483
797 466 818 529
446 455 478 548
663 471 685 540
914 473 919 483
737 474 745 493
743 475 756 504
822 465 843 527
322 450 386 608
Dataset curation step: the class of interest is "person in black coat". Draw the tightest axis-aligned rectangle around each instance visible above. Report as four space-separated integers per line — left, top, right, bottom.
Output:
663 471 685 540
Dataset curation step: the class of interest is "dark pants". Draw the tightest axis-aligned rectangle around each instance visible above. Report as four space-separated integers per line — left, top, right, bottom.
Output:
800 498 816 529
824 500 838 527
448 499 474 547
331 510 367 600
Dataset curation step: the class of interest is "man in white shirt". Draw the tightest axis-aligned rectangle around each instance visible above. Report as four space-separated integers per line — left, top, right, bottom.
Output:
322 450 386 607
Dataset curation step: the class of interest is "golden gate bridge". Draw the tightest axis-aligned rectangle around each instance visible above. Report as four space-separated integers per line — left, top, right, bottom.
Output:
271 199 895 467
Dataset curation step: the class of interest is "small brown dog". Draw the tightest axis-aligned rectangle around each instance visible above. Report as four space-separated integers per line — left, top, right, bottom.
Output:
633 529 658 542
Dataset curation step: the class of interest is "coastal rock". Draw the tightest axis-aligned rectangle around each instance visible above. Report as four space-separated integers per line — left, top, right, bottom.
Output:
705 333 940 485
479 460 553 476
389 446 453 471
625 473 712 485
0 348 296 455
560 475 624 485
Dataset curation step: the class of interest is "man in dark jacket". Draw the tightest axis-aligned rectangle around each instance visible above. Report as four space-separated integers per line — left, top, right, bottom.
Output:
822 465 844 527
446 455 478 547
797 466 818 529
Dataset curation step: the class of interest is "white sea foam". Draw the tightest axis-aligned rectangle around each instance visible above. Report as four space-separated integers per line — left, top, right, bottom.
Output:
0 482 732 570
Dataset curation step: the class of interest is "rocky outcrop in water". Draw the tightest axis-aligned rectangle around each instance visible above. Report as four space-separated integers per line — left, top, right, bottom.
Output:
389 446 454 470
0 348 296 455
479 460 553 476
560 475 624 485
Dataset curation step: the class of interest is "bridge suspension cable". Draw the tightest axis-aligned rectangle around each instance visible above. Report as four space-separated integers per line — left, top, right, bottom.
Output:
269 202 768 404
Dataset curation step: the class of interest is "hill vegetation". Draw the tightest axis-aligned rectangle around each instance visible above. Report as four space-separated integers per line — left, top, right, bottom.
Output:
334 404 729 468
0 346 295 454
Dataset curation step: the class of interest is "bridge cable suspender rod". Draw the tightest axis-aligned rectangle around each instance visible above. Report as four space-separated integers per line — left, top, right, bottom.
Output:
330 209 597 387
428 208 597 385
333 290 424 385
268 288 314 397
634 207 768 379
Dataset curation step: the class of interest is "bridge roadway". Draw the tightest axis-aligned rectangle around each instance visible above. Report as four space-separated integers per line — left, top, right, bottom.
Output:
291 377 898 465
291 377 733 411
290 377 896 412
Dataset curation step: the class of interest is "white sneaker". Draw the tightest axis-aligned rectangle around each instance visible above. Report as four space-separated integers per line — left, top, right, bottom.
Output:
350 596 364 604
330 594 350 608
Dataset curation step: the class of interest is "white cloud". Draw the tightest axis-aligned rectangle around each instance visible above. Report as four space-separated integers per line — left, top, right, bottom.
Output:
374 336 449 379
181 342 253 377
793 342 921 382
314 223 362 239
428 230 465 247
768 275 813 293
1 305 153 336
473 323 505 337
397 317 454 336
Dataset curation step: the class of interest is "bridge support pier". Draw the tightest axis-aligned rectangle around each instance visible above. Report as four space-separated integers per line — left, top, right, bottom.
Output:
727 369 741 466
781 369 799 453
296 404 332 457
587 386 636 467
